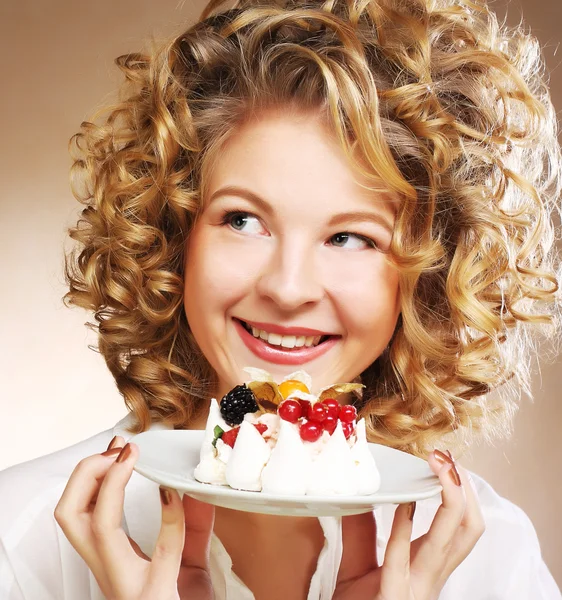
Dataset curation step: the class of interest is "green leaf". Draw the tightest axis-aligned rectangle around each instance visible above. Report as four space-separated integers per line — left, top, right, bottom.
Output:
212 425 224 448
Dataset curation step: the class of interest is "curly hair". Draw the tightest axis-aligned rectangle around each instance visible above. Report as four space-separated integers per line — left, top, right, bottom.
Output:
65 0 561 456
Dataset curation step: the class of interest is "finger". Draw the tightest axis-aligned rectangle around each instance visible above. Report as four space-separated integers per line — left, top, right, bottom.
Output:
90 443 142 576
86 436 125 509
90 438 126 506
438 464 485 578
423 451 466 537
410 451 466 583
379 502 415 598
129 536 151 560
54 451 124 591
181 495 215 571
432 454 484 540
148 487 186 588
454 464 485 545
54 450 124 546
93 443 138 530
106 435 125 451
339 511 377 583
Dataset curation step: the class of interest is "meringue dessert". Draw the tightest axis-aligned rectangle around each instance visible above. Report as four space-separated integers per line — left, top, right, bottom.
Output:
193 369 381 496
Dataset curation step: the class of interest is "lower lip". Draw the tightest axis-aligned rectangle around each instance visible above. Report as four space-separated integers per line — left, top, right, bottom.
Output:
234 319 339 366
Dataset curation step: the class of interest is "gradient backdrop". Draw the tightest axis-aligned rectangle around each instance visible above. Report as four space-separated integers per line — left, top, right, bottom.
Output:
1 0 560 587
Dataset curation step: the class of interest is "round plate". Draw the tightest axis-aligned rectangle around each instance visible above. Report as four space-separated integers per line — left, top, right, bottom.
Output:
132 430 442 517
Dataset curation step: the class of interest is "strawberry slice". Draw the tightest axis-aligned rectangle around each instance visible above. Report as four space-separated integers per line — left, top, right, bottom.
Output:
221 423 267 448
221 427 240 448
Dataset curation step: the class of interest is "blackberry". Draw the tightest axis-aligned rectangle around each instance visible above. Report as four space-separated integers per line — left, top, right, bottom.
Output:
220 384 259 426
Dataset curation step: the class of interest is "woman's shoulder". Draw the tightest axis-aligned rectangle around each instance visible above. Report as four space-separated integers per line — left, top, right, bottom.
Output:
0 418 133 535
411 469 538 534
5 430 107 473
469 471 535 526
466 470 552 566
418 471 559 598
417 470 542 555
0 424 120 599
0 415 163 600
0 428 114 492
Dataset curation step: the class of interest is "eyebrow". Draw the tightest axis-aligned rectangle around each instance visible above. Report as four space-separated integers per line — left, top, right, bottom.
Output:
328 211 394 234
209 185 395 233
209 186 274 215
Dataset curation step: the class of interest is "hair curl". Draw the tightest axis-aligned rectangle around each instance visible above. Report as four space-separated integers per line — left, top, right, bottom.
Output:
65 0 561 456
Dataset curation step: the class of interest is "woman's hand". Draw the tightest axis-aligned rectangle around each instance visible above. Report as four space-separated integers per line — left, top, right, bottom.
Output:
54 437 215 600
335 451 485 600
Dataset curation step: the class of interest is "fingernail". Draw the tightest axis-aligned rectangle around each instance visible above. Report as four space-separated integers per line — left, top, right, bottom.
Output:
116 443 131 463
101 447 122 457
407 502 416 521
106 436 118 451
434 449 462 486
449 464 462 487
434 449 454 466
160 487 172 505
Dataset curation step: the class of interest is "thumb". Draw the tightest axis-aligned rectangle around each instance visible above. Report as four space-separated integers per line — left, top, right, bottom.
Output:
148 487 186 587
181 494 215 572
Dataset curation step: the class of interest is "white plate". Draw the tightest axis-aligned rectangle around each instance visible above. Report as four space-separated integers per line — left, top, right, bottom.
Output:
132 430 442 517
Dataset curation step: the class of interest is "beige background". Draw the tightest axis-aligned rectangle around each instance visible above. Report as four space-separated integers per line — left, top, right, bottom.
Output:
1 0 560 588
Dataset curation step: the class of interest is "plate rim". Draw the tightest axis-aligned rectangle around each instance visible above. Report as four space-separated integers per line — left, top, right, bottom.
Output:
131 429 442 508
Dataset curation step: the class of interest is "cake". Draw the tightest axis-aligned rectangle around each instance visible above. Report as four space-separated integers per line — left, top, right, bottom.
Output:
193 368 381 496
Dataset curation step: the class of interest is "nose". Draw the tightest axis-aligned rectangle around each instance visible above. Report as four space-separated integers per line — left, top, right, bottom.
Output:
255 238 324 311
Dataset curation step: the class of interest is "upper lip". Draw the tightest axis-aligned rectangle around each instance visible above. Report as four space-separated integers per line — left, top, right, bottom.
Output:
237 319 336 337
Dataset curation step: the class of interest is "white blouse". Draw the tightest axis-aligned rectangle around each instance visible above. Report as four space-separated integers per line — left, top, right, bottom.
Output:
0 415 560 600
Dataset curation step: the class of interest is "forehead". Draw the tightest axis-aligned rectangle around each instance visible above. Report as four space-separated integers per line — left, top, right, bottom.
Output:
203 111 399 218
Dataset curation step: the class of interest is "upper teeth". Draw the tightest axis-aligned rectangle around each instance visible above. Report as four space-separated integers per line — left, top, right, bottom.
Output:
248 325 322 348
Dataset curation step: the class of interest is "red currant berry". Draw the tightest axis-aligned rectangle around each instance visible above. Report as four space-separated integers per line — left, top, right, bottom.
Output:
298 399 312 419
299 421 323 443
254 423 268 435
341 421 355 439
321 398 340 419
221 427 240 448
339 405 357 423
278 399 303 423
309 403 328 423
323 415 337 435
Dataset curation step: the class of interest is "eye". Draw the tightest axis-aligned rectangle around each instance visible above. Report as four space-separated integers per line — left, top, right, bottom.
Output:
329 232 377 250
221 211 266 235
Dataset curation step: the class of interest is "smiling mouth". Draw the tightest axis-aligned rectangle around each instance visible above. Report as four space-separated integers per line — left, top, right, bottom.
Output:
236 319 332 350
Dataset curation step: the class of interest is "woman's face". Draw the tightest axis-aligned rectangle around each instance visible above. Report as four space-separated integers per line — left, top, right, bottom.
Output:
184 111 401 396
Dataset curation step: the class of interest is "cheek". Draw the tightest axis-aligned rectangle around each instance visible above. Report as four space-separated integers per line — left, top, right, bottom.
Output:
333 259 400 337
183 226 267 314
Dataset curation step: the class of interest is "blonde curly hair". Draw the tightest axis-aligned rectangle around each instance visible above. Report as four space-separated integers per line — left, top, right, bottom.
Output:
65 0 561 456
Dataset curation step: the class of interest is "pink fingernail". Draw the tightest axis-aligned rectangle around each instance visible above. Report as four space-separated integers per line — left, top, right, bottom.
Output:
434 449 462 486
449 464 462 487
101 447 122 457
434 449 454 466
116 443 131 463
160 487 172 505
407 502 416 521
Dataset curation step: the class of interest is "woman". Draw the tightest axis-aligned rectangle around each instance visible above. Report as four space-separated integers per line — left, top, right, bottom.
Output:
1 0 560 598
